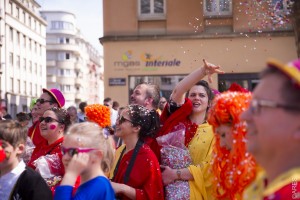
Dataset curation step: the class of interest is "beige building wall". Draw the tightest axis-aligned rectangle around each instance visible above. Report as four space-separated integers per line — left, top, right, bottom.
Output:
101 0 297 107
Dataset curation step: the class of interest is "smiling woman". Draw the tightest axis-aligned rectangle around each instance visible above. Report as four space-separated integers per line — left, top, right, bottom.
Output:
149 59 224 200
27 107 71 192
110 104 164 200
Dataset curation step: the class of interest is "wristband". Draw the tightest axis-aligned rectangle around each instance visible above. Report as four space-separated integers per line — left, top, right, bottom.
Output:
176 169 181 180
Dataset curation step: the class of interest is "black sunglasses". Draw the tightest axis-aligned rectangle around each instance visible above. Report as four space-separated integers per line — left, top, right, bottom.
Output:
36 98 53 104
118 116 134 124
39 116 60 123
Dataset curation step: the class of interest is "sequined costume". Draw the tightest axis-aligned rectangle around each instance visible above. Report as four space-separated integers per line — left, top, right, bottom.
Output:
110 144 164 200
27 137 65 192
152 98 215 200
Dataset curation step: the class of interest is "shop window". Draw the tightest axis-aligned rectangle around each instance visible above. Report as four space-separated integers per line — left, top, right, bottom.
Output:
138 0 166 20
129 75 186 102
204 0 232 17
161 77 171 85
218 73 259 92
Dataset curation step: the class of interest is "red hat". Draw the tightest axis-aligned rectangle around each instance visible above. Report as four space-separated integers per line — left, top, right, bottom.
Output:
267 58 300 87
228 82 249 93
42 88 65 108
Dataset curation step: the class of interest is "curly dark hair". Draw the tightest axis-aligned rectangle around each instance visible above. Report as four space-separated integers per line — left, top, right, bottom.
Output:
49 107 71 132
126 104 160 139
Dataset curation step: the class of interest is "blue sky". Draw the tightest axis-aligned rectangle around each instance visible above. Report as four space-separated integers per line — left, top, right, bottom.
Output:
36 0 104 55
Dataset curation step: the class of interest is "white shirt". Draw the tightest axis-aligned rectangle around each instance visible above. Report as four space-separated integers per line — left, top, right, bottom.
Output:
111 108 118 127
0 160 26 200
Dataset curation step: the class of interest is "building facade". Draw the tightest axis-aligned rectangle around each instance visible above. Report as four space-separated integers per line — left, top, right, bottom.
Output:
40 10 103 108
100 0 297 107
0 0 47 117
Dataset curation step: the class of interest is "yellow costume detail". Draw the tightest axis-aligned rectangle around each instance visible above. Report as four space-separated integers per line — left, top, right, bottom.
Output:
188 122 215 200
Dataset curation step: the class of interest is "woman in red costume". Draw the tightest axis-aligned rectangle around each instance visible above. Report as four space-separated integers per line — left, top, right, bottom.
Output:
153 59 223 200
28 107 71 191
207 84 258 200
110 104 164 200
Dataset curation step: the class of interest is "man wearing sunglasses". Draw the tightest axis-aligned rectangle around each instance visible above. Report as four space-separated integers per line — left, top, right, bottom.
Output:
241 58 300 199
28 88 65 149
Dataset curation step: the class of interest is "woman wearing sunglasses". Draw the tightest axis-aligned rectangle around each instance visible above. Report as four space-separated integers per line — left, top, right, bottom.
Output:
110 104 164 200
54 122 115 200
27 107 71 192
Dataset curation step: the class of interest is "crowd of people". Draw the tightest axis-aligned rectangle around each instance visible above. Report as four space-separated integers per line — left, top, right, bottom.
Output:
0 57 300 200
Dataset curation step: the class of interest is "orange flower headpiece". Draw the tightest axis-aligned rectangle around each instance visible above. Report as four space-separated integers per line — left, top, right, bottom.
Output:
208 91 251 128
85 104 111 128
208 91 257 200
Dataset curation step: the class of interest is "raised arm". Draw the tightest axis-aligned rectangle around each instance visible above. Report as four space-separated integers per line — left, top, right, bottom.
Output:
170 59 224 104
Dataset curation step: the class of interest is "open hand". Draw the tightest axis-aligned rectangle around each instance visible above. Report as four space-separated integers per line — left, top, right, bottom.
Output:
203 59 224 83
65 153 90 176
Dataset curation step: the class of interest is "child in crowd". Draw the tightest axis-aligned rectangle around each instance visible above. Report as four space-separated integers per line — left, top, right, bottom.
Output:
54 122 115 200
0 120 52 200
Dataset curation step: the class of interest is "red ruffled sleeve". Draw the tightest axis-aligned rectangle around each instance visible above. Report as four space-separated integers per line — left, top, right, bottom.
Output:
150 98 193 161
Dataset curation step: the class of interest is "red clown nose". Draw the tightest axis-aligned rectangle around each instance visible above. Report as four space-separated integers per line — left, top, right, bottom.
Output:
0 141 6 162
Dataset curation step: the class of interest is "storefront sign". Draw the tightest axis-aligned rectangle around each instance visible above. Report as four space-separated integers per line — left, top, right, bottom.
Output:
109 78 126 86
113 51 182 70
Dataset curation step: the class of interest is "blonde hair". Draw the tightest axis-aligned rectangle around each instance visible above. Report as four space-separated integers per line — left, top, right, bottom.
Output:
65 122 115 174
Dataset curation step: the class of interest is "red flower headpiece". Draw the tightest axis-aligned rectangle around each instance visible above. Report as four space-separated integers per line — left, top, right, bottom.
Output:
85 104 111 128
228 82 249 93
